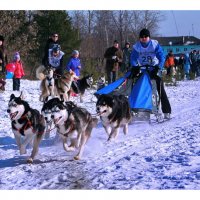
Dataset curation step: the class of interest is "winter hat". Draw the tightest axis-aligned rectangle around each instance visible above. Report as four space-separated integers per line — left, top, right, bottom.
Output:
113 40 119 44
72 50 79 55
0 35 4 42
139 28 150 38
13 52 20 60
52 44 61 52
125 41 130 46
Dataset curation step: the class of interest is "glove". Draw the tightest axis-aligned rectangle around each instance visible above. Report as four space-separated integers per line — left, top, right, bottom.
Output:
151 65 160 76
112 56 117 59
129 66 140 79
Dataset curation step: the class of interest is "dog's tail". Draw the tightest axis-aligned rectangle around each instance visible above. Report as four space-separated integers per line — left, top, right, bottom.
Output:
36 65 46 80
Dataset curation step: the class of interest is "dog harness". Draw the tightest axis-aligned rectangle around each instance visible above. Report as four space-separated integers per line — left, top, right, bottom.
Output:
56 118 75 137
12 113 44 135
12 113 34 135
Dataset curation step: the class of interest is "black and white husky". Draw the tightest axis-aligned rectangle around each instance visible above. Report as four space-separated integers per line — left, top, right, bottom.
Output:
71 74 93 103
97 75 106 90
96 94 132 141
7 92 46 163
41 97 98 160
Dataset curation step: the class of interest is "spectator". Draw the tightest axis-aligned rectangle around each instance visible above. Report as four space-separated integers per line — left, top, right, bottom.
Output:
196 50 200 77
0 35 8 91
184 53 191 80
66 50 81 78
104 40 123 84
164 50 175 76
48 44 65 77
42 33 61 68
178 54 185 80
12 52 25 91
189 50 198 76
121 42 132 73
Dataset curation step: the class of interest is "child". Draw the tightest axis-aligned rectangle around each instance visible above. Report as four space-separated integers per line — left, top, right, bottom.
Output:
66 50 82 96
66 50 81 78
12 52 25 91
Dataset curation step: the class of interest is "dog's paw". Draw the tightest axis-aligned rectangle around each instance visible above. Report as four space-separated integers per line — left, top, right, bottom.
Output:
27 158 33 164
74 155 80 160
66 146 76 152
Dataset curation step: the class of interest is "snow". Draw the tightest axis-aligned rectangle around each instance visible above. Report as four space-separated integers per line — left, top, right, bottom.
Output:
1 78 200 196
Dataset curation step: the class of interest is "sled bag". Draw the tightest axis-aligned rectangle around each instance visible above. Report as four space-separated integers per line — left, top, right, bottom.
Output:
129 71 152 111
95 71 131 95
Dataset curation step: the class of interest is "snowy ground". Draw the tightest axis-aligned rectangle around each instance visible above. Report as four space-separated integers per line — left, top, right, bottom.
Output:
0 78 200 192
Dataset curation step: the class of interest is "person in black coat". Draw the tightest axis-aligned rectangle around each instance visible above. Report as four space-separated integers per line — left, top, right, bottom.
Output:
42 33 61 68
0 35 8 91
104 40 123 84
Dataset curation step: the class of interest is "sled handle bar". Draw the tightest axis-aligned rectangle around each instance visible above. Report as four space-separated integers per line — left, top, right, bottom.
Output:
138 65 155 71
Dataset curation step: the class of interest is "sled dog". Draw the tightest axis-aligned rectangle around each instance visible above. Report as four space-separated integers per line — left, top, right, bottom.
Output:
41 97 98 160
96 75 106 90
7 92 46 163
96 94 132 141
71 74 93 103
38 67 75 102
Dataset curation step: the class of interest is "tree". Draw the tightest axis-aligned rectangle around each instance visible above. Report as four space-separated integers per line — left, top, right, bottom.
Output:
34 10 80 64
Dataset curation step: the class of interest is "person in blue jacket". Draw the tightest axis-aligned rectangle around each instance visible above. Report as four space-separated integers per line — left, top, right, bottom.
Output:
184 53 191 80
66 50 81 77
66 50 82 96
130 28 171 119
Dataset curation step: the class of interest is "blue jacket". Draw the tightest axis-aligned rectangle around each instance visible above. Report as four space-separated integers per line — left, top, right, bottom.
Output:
66 57 81 76
184 53 190 73
130 39 165 70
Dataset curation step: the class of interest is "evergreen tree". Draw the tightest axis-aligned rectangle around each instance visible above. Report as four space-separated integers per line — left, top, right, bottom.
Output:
34 10 80 64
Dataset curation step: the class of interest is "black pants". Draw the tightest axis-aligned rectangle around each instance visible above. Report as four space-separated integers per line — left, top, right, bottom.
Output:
13 78 20 91
150 72 171 114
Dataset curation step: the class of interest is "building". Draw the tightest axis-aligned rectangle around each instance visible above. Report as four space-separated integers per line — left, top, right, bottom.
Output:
154 36 200 56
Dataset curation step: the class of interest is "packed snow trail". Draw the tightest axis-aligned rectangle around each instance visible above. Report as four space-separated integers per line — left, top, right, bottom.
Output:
0 79 200 189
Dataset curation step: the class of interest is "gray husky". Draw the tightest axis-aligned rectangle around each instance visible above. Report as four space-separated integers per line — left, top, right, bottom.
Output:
41 97 98 160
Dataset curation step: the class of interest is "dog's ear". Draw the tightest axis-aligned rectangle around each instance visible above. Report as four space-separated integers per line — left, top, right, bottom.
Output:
60 94 64 103
90 73 93 77
44 96 49 103
10 94 15 100
19 91 25 100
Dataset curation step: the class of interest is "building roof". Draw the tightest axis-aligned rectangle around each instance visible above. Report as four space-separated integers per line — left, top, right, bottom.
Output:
154 36 200 46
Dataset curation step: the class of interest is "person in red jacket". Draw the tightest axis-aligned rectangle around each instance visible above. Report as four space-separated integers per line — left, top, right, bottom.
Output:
12 52 25 91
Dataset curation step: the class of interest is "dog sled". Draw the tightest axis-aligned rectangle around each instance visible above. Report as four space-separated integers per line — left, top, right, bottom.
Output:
95 66 164 123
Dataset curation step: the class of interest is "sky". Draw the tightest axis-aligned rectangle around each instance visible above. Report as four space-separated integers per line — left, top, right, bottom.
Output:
159 11 200 38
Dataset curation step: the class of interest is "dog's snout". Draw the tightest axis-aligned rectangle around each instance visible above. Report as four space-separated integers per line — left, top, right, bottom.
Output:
7 109 10 113
51 115 54 119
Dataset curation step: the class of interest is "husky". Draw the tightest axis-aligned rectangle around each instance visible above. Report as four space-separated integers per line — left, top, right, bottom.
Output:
41 97 98 160
96 94 132 141
71 74 93 103
38 66 76 102
7 92 46 163
97 75 106 90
